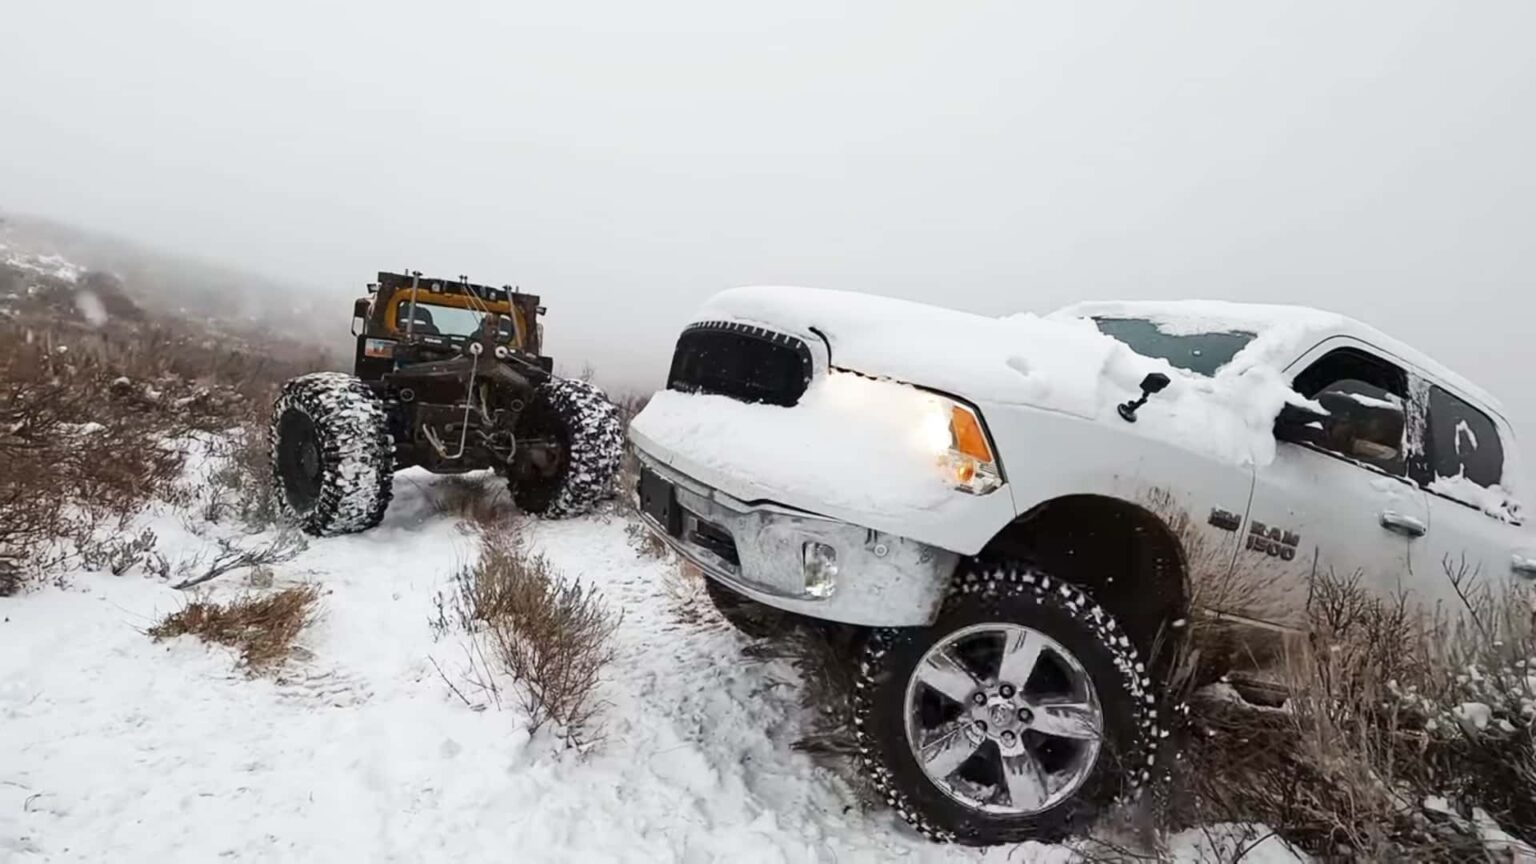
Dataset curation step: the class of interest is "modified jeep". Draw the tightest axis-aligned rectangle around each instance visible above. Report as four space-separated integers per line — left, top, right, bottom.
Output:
272 271 622 535
629 286 1535 845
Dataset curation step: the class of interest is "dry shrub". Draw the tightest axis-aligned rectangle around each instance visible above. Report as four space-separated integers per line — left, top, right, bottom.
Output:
0 260 331 591
149 584 320 671
199 420 280 528
172 532 308 590
79 527 169 579
444 530 620 744
1150 562 1536 861
625 518 669 561
0 329 186 584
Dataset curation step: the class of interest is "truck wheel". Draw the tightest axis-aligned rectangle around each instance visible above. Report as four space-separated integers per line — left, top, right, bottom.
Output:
854 561 1156 845
270 372 394 537
511 378 624 518
704 577 789 640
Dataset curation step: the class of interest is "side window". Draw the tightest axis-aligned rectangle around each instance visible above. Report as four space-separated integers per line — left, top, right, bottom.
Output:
1285 348 1410 475
1425 387 1504 489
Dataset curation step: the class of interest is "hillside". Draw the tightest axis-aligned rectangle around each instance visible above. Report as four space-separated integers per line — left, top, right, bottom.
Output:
4 237 1530 863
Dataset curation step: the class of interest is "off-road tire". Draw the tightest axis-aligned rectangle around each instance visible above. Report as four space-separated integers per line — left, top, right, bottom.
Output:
511 377 624 518
854 560 1157 846
271 372 394 537
704 577 790 640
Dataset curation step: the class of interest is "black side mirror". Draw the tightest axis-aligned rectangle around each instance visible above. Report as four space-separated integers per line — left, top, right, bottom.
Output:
351 297 371 337
1118 373 1172 423
1274 400 1330 441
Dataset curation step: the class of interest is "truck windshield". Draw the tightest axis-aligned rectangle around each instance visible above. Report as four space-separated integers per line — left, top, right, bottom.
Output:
1093 317 1254 376
397 300 513 340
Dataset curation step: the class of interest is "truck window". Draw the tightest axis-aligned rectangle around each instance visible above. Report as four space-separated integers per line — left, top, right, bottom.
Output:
1425 387 1504 489
1287 348 1410 476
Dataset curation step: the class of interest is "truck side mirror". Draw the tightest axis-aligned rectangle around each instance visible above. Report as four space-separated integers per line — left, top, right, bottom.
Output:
1274 401 1330 441
351 297 370 336
1117 373 1171 423
1140 372 1170 394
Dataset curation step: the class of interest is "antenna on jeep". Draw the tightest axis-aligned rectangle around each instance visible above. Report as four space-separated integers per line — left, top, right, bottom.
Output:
405 270 422 337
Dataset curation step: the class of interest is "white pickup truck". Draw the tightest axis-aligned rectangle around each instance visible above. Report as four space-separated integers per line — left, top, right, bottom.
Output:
628 286 1534 846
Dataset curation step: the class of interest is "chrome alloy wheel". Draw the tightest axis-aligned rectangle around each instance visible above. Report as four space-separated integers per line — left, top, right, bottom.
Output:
902 622 1104 816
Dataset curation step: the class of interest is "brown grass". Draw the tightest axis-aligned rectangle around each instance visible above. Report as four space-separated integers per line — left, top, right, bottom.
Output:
625 518 670 561
0 261 333 592
1142 561 1536 860
442 530 620 745
149 585 320 671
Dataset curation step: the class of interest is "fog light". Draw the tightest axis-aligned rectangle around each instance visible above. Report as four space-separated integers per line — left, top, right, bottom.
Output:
802 542 838 598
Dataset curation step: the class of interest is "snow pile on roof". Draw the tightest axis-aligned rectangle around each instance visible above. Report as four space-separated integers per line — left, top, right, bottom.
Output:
632 371 959 516
695 286 1311 468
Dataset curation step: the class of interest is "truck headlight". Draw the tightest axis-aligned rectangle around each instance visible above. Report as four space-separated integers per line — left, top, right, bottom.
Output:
922 401 1003 495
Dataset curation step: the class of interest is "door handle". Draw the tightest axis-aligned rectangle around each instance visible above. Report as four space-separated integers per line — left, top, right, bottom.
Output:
1514 555 1536 579
1379 510 1426 538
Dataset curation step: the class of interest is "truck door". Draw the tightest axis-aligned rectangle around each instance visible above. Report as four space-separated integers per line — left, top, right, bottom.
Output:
1243 341 1430 628
1405 381 1536 613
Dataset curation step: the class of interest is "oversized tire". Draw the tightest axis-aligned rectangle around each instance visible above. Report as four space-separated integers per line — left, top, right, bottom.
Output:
854 560 1157 846
270 372 394 537
704 577 790 640
510 377 624 518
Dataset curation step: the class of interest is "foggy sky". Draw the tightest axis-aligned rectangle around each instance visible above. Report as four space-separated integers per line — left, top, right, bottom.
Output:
3 2 1534 437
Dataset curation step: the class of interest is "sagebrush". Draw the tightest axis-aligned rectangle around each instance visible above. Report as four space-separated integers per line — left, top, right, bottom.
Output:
0 260 334 593
444 530 621 745
1143 562 1536 861
149 584 320 671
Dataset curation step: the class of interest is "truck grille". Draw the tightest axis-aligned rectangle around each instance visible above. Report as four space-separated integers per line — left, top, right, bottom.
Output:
667 321 813 407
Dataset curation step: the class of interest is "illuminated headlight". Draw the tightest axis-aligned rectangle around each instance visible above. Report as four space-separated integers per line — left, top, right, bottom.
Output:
920 399 1003 495
802 542 838 598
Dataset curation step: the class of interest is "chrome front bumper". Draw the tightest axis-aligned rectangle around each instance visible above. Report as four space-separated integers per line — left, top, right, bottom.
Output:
636 455 956 627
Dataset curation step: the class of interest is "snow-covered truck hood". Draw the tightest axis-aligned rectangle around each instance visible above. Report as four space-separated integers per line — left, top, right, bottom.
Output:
690 286 1305 468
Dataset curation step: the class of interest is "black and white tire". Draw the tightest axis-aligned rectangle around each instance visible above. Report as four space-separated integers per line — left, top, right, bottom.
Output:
270 372 394 537
854 561 1156 846
510 377 624 518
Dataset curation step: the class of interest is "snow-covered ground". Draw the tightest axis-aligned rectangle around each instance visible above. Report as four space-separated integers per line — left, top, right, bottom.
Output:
1 470 1297 863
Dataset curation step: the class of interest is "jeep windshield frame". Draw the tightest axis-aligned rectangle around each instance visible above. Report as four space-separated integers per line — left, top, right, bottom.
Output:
1092 317 1255 377
393 299 515 342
